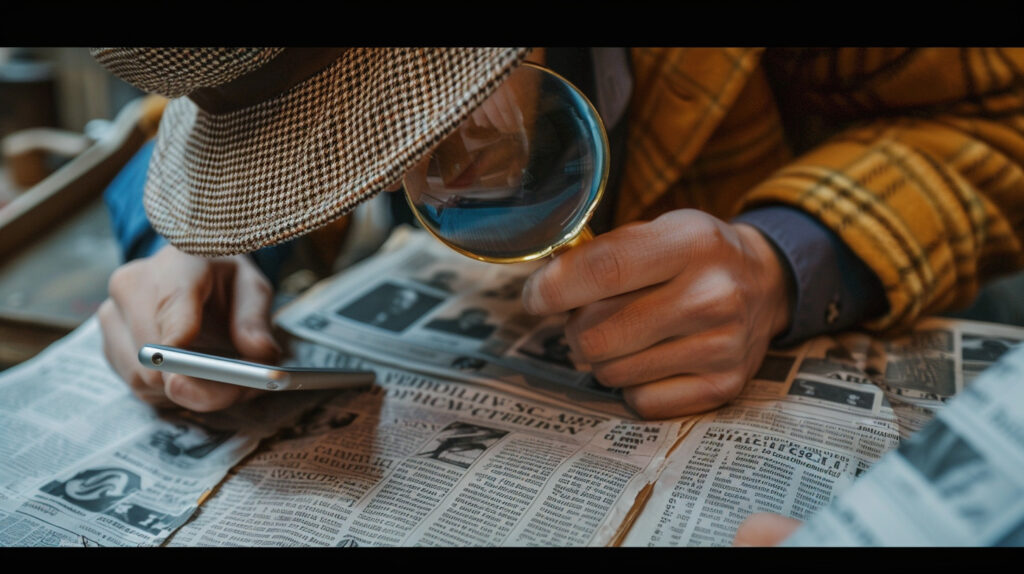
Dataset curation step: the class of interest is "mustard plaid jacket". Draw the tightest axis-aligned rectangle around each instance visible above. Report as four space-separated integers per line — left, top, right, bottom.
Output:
617 47 1024 332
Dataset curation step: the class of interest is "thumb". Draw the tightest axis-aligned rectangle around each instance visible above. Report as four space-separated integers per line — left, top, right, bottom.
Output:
229 262 280 363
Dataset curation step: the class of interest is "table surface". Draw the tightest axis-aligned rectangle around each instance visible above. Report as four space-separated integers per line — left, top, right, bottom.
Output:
0 197 119 368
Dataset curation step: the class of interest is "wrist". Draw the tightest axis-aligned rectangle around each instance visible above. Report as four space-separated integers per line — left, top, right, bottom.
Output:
734 223 793 338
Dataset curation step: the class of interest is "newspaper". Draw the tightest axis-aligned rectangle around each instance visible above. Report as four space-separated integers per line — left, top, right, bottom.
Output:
0 319 324 547
3 227 1023 547
275 227 633 419
0 317 685 547
783 343 1024 546
164 366 683 547
619 317 1024 546
620 388 901 546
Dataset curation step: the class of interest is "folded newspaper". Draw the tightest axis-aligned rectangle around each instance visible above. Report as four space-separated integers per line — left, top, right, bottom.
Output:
1 227 1021 547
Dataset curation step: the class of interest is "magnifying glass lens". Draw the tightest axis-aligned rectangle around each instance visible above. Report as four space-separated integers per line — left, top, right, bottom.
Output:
404 64 608 263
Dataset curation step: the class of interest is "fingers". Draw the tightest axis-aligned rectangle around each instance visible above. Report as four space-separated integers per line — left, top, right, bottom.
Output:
106 261 163 354
98 299 172 408
597 319 770 418
522 211 713 315
589 327 748 388
519 210 793 420
733 513 803 547
622 370 750 419
100 246 275 412
564 271 748 364
162 372 254 413
153 258 213 347
229 258 281 363
162 258 274 412
108 254 210 350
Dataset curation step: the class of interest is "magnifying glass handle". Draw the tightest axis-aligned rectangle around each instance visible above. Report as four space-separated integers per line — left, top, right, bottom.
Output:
552 226 593 257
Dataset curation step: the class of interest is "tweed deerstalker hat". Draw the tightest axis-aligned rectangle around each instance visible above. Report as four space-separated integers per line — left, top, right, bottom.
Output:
91 47 530 256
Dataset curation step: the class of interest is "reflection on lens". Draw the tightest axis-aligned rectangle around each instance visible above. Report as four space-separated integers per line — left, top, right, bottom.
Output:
404 63 608 263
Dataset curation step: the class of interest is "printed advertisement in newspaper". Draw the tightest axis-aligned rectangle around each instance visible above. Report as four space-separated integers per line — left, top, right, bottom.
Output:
0 321 321 547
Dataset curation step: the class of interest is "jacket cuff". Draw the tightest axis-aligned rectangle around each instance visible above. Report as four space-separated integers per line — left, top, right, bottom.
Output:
733 206 888 347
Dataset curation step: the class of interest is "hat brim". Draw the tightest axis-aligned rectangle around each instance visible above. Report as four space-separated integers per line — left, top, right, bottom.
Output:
143 47 529 256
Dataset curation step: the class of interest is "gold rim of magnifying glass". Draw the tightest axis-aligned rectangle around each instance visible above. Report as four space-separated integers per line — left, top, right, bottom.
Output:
403 62 610 265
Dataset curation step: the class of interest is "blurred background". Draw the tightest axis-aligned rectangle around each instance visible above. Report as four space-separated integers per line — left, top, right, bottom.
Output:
0 47 142 201
0 47 148 368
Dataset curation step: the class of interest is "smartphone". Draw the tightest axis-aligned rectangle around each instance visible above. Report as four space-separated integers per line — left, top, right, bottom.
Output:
138 344 375 391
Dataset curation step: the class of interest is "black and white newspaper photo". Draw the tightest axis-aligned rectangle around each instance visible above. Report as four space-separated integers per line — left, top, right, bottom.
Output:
277 228 630 418
783 344 1024 546
0 320 318 546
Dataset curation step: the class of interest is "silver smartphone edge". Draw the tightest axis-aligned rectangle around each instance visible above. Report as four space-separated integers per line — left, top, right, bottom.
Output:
138 344 375 391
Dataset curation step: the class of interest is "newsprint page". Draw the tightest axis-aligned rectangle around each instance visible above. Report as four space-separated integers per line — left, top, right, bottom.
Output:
1 227 1022 547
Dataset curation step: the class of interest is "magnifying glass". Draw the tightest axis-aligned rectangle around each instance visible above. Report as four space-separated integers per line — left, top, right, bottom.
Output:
403 62 609 264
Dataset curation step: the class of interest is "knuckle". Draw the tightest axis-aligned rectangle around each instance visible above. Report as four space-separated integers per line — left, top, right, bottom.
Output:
623 387 663 420
723 282 747 313
154 287 206 343
525 267 561 313
700 216 729 245
668 209 713 234
597 349 661 387
592 361 630 387
580 241 627 294
97 299 116 325
706 371 746 405
107 263 140 300
154 291 183 330
656 208 695 228
707 279 745 321
575 325 611 363
718 326 747 356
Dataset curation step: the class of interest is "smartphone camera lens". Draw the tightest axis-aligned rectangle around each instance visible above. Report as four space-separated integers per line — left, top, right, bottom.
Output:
151 352 163 366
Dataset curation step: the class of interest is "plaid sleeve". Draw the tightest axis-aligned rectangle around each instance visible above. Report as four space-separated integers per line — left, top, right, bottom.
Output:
740 48 1024 331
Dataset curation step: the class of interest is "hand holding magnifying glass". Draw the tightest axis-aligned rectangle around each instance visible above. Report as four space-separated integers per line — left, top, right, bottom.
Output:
403 63 793 420
403 63 606 263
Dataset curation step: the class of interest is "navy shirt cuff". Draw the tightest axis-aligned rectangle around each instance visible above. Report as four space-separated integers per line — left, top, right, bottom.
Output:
732 206 888 347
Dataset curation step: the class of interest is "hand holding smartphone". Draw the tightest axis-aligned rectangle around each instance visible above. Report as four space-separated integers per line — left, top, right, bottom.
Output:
138 344 375 391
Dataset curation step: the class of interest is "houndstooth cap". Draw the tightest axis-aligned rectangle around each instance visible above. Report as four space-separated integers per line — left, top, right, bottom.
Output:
92 47 530 256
